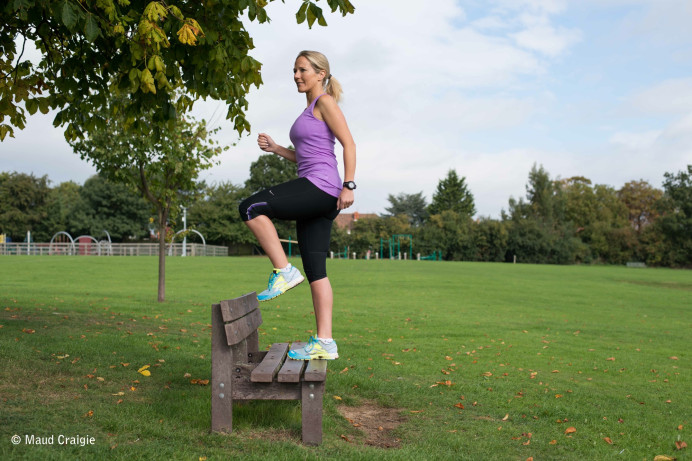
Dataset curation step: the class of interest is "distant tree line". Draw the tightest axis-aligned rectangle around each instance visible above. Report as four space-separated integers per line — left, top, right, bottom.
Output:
331 165 692 268
1 162 690 267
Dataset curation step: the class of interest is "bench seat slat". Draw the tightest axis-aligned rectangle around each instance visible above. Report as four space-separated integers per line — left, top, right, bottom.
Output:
278 342 307 382
224 308 262 346
219 293 259 323
304 359 327 382
251 342 289 383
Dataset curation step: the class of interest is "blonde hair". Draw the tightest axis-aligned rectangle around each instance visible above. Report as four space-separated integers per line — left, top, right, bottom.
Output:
297 50 343 103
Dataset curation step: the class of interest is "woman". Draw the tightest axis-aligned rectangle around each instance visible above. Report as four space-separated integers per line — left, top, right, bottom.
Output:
239 50 356 360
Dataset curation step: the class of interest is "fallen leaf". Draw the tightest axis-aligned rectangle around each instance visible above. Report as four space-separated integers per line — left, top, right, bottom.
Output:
454 403 464 409
653 456 676 461
339 367 349 374
333 395 342 400
675 441 687 450
116 399 123 404
669 357 679 360
606 357 616 361
23 328 35 334
57 354 70 360
112 392 125 396
604 437 613 444
502 414 509 421
482 372 493 377
184 373 191 378
564 427 577 435
550 440 557 445
84 410 94 418
340 434 350 442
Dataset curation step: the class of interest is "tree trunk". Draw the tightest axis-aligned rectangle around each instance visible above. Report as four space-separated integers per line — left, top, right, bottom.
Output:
157 208 168 302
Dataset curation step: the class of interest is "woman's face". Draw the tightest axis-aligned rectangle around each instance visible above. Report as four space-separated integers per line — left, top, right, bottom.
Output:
293 56 324 94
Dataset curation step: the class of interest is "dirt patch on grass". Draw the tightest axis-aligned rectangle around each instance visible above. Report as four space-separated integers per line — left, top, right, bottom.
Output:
337 400 407 448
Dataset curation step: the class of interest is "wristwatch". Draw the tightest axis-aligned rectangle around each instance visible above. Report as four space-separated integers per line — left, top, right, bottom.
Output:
343 181 357 190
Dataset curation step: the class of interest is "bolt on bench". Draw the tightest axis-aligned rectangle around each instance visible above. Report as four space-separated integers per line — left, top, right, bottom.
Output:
211 292 328 445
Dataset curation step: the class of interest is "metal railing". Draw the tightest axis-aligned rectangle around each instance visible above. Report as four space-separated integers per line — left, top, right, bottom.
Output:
0 242 228 257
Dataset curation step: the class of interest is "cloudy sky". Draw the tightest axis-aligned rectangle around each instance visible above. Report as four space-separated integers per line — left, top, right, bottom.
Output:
3 0 692 217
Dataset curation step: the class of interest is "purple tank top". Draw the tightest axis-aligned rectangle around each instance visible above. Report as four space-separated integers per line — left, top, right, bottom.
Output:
289 94 342 197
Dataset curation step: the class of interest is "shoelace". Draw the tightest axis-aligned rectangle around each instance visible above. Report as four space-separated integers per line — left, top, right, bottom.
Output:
267 271 279 289
305 336 318 352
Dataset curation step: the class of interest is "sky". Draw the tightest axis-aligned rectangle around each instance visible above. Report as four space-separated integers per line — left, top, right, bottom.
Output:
2 0 692 218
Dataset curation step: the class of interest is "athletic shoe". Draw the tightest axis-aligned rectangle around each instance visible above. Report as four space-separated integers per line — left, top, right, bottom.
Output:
288 336 339 360
257 265 305 302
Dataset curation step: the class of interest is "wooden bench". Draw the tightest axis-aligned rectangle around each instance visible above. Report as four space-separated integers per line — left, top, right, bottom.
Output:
211 292 328 445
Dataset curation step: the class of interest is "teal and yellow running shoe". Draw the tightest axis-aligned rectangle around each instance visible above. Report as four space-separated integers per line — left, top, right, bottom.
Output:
257 265 304 302
288 336 339 360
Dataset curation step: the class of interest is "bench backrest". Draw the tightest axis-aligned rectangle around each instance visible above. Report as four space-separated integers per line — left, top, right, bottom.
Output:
217 293 263 346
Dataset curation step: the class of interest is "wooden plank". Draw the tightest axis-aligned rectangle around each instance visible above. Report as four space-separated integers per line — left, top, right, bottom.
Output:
224 308 262 346
219 292 259 323
211 303 234 433
232 380 301 400
301 380 324 445
278 342 307 383
250 343 289 383
303 359 328 382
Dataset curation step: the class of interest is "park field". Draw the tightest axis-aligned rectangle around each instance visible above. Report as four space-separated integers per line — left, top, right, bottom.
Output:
0 256 690 460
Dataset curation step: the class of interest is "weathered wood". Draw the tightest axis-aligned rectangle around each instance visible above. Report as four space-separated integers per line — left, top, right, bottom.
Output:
301 380 325 445
304 359 328 382
211 303 234 432
219 292 259 322
211 293 329 444
278 342 307 382
251 343 289 383
232 380 302 400
224 308 262 346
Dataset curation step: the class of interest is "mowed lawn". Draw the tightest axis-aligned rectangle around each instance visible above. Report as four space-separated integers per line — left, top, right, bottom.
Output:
0 256 690 460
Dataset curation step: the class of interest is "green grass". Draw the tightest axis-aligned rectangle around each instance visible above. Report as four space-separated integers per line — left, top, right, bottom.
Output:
1 256 690 460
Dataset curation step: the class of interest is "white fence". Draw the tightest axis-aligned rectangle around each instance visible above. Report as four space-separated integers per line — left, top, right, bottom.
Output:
0 242 228 257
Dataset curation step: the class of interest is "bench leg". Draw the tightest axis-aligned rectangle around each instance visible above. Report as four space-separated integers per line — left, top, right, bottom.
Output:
301 381 325 445
211 303 234 433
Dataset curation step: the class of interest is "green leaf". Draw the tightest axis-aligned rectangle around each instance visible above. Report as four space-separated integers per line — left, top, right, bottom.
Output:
84 13 101 42
25 99 39 115
296 2 308 24
306 3 317 28
0 124 12 141
61 0 80 30
38 98 50 115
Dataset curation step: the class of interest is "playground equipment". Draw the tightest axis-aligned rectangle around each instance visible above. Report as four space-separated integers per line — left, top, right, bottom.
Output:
170 228 206 256
49 231 76 255
380 234 413 260
331 246 349 259
418 250 442 261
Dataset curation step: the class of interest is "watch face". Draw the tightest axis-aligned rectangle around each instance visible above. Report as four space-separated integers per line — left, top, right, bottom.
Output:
344 181 356 190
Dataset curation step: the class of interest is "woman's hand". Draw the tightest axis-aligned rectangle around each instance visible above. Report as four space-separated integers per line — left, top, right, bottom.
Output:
337 188 354 210
257 133 277 153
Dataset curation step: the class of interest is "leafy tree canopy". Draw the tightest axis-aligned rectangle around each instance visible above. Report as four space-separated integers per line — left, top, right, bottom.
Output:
244 153 298 194
1 0 355 141
428 169 475 217
384 191 428 227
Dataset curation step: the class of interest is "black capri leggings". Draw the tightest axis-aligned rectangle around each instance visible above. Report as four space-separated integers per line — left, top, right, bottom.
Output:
239 178 340 283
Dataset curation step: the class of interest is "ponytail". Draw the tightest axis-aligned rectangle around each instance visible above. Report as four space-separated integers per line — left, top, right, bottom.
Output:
297 50 343 103
325 75 343 103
